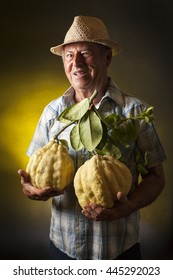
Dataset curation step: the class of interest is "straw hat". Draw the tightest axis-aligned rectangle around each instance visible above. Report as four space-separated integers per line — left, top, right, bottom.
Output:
50 16 121 56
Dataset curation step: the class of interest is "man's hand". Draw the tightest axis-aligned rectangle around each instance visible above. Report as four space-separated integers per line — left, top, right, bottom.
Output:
82 164 165 221
18 169 64 201
81 192 134 221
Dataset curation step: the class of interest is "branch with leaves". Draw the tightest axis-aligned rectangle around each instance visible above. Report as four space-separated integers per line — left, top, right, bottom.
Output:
54 90 154 174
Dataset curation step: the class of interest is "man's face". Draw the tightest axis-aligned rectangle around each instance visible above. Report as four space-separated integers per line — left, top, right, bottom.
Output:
62 42 111 93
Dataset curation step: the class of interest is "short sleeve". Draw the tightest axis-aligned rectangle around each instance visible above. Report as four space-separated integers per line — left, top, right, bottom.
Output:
137 120 166 168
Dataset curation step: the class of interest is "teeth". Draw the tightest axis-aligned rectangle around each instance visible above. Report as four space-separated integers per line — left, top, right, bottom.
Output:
74 71 85 75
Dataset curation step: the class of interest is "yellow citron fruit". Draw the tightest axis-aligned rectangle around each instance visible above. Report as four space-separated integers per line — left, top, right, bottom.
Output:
74 155 132 208
26 140 75 190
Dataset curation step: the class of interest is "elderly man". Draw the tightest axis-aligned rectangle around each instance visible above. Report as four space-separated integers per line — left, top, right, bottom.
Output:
18 16 166 260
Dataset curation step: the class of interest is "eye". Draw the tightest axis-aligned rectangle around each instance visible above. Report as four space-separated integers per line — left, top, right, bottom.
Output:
65 53 73 60
81 51 93 57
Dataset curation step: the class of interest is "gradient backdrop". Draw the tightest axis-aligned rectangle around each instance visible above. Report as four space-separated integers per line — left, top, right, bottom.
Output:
0 0 172 259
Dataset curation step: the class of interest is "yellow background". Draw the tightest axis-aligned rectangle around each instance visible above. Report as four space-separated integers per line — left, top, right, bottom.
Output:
0 0 172 259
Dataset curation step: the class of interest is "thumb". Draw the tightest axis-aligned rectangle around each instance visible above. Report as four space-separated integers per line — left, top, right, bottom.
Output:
116 191 127 203
18 169 30 183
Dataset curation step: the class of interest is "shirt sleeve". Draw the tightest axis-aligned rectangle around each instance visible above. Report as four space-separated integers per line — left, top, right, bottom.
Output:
137 119 166 168
26 107 51 156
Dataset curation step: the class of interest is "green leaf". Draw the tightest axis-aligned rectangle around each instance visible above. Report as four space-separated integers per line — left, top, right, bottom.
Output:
110 128 126 145
96 139 122 159
95 122 108 150
58 139 69 150
79 110 103 151
106 145 122 159
88 89 98 104
58 98 90 122
137 163 148 175
136 106 154 123
135 150 148 175
125 120 138 139
104 113 120 128
144 116 149 123
57 112 72 124
145 106 154 114
70 123 84 151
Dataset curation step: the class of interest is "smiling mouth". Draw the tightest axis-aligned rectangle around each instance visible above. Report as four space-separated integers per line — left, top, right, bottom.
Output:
73 70 88 77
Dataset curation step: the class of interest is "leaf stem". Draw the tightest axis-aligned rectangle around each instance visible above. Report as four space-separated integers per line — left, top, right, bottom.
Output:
88 90 98 105
54 120 76 141
54 90 98 141
93 106 113 129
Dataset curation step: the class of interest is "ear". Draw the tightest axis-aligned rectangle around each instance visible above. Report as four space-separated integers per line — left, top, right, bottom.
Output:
106 49 112 66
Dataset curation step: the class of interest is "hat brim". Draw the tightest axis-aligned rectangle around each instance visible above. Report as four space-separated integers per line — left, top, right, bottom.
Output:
50 39 121 56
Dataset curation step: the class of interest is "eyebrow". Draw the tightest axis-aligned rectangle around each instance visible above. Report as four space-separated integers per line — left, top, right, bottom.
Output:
65 48 93 53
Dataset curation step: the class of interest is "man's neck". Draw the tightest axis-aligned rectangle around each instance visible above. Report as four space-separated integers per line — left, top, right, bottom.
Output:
74 78 109 105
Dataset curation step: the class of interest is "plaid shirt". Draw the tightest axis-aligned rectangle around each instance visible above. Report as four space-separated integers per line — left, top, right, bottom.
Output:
27 79 166 259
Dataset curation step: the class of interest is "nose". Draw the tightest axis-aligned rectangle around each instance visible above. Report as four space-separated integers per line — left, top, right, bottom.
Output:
73 52 85 67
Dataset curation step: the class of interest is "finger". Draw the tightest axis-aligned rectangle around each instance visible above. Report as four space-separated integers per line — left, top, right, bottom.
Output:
18 169 30 183
82 204 104 219
90 204 104 215
26 189 51 201
82 206 94 215
29 187 64 200
82 206 97 218
81 209 91 219
35 187 64 196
